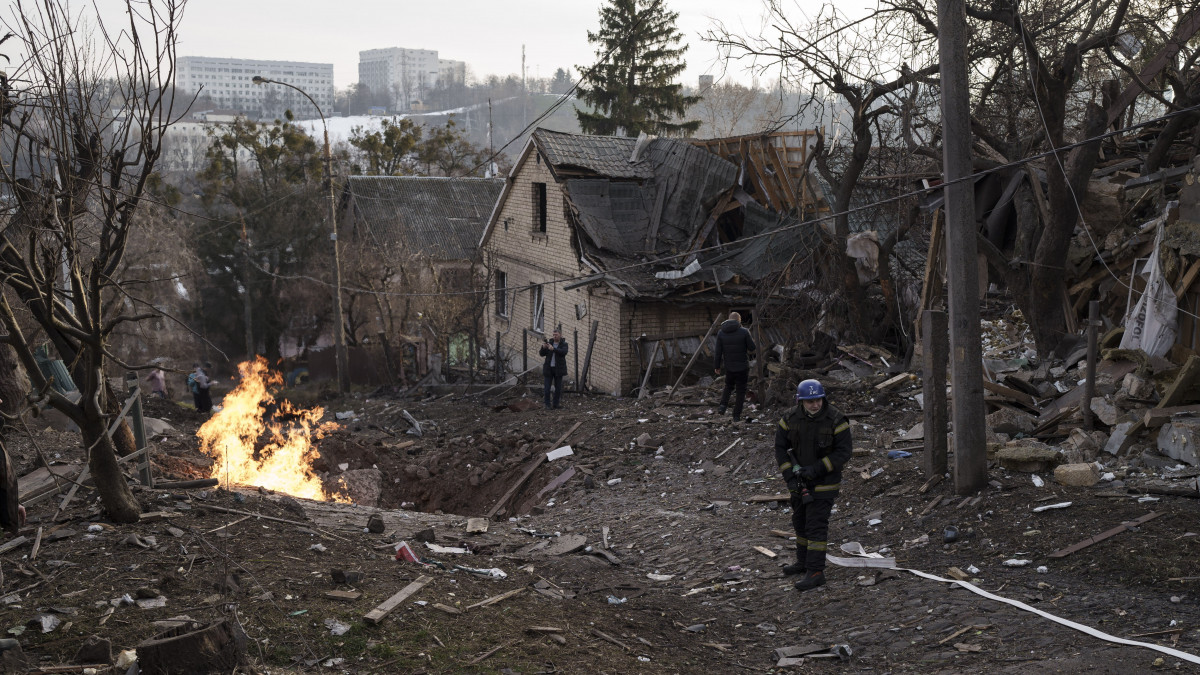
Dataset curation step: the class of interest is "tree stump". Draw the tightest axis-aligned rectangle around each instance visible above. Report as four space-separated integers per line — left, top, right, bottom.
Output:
137 619 245 674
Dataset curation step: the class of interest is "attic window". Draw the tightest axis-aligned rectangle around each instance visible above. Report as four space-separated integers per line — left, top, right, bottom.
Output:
532 182 547 233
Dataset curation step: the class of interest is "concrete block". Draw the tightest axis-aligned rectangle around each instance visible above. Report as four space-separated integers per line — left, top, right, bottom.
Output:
1089 398 1121 427
1054 462 1099 487
987 408 1036 436
1122 373 1157 400
1104 421 1134 455
997 442 1061 473
1156 419 1200 466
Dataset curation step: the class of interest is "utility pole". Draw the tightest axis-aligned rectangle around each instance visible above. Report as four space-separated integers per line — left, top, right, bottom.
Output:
521 44 527 129
253 75 351 394
937 0 987 494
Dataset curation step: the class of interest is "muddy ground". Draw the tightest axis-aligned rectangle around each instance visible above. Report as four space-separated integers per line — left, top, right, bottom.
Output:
1 372 1199 674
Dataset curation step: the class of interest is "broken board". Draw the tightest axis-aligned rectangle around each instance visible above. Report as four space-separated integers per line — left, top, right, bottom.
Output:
363 575 431 624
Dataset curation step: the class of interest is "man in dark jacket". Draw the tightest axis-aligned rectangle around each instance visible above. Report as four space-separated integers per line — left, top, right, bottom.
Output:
775 378 852 592
713 312 756 422
539 328 569 410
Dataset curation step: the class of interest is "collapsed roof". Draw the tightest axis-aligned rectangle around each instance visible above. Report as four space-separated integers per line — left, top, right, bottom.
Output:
526 128 828 300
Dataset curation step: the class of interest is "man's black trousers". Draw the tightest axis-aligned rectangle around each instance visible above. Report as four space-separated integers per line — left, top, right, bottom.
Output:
720 369 749 419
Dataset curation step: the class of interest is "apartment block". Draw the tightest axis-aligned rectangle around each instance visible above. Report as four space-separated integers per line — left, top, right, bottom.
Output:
176 56 334 120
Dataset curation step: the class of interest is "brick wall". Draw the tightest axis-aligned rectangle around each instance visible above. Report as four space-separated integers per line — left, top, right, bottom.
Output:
483 150 631 395
619 302 725 393
482 148 733 396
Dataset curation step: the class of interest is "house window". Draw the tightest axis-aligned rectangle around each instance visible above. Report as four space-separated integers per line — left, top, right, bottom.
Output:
495 271 509 317
532 182 547 233
532 285 545 333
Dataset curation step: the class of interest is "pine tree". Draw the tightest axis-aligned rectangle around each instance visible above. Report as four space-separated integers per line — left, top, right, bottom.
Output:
576 0 699 137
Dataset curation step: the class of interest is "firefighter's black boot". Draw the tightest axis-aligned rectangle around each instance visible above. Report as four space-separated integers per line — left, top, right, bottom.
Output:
794 570 825 592
781 560 806 575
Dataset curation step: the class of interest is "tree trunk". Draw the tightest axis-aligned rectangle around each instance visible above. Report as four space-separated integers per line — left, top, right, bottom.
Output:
0 343 29 418
79 416 140 523
1027 102 1107 355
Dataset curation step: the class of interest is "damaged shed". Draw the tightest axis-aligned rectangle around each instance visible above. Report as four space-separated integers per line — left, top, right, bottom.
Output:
480 128 828 396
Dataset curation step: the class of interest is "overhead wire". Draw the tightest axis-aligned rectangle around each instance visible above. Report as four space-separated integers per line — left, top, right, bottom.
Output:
235 99 1200 300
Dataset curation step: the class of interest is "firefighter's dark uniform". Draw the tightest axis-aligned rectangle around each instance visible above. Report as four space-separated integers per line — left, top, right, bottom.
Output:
774 401 852 572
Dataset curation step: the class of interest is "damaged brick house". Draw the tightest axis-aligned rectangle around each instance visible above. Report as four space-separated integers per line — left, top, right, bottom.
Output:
479 128 827 396
339 175 503 382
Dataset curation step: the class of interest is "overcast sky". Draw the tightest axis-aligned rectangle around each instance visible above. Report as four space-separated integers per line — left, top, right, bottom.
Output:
89 0 830 90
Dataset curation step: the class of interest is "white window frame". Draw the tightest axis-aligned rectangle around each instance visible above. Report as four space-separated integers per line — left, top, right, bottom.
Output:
532 285 545 334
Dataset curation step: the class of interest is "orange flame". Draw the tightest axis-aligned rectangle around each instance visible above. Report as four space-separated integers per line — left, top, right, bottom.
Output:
197 357 348 502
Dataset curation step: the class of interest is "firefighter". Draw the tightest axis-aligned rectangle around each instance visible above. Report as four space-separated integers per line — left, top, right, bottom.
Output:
775 378 852 592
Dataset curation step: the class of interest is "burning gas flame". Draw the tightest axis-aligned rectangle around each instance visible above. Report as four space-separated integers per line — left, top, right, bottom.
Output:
198 357 348 502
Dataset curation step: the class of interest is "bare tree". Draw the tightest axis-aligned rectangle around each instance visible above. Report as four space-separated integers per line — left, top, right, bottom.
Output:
0 0 184 522
709 1 940 340
693 81 763 137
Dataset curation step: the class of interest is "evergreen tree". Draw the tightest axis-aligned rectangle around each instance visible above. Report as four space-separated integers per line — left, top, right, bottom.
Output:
575 0 699 137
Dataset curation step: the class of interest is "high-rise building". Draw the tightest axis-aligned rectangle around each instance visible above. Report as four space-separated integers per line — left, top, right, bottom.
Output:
175 56 334 120
359 47 463 111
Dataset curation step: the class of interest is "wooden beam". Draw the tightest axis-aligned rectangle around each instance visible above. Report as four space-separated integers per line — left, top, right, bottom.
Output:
667 315 725 400
638 340 662 400
484 421 582 519
363 575 431 624
1047 512 1161 558
1176 258 1200 298
1143 404 1200 428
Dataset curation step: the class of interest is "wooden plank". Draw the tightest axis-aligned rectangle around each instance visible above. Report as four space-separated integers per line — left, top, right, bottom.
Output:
914 210 944 339
1158 355 1200 409
29 526 43 561
485 421 582 519
1143 404 1200 428
0 536 29 555
981 380 1039 409
17 464 82 505
637 340 662 400
1047 512 1161 559
534 466 576 501
744 494 789 503
876 373 916 392
578 320 600 392
466 587 525 610
432 603 462 615
752 545 777 558
667 314 725 400
324 590 362 601
1175 258 1200 298
363 575 431 624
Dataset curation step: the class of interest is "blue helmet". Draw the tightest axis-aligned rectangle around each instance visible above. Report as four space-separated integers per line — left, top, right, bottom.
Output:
796 379 826 401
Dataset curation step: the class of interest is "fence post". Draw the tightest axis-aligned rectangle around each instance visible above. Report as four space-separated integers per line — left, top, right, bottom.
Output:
125 372 153 487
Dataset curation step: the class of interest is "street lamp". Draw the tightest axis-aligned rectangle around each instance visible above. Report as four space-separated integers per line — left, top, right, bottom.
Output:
252 75 351 394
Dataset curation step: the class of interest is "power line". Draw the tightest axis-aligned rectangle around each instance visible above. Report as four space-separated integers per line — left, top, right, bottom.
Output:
240 100 1200 300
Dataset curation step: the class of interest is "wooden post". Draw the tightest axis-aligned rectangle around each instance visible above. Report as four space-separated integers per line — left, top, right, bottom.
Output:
939 0 987 495
1082 300 1100 431
638 340 661 399
667 314 724 400
126 373 153 487
495 331 501 383
754 321 766 405
922 311 948 479
573 328 579 392
579 320 599 392
522 329 528 377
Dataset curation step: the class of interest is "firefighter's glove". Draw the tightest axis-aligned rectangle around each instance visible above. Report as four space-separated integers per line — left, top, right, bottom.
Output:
786 477 800 494
798 465 818 482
